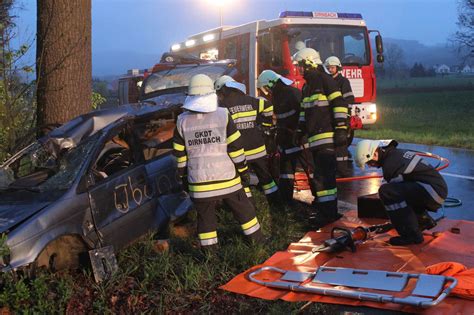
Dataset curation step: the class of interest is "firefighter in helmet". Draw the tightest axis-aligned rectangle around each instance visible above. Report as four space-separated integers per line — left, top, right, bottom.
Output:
354 140 445 245
214 75 280 206
324 56 354 177
292 48 349 228
172 74 264 251
257 70 319 206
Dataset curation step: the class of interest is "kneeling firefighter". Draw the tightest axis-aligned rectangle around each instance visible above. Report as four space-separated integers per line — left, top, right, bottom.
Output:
354 139 447 245
292 48 349 228
214 75 279 206
172 74 264 251
256 70 318 205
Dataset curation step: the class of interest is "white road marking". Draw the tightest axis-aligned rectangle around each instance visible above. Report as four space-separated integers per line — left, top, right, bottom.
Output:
441 172 474 181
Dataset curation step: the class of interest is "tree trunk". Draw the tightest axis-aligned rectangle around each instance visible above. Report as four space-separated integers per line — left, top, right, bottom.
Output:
36 0 91 132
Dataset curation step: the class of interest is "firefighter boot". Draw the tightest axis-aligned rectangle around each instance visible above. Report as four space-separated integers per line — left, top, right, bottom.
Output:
417 209 437 231
245 228 265 245
387 207 424 246
309 201 342 230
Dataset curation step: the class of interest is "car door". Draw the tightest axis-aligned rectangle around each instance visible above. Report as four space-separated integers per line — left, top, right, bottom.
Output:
87 123 157 250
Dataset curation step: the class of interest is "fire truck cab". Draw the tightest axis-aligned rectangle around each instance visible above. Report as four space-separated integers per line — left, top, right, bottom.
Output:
169 11 384 130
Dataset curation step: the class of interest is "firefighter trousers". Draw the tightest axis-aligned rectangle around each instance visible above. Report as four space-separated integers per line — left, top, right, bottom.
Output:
279 148 318 203
335 144 350 177
248 157 279 202
192 189 264 248
312 147 338 217
378 181 442 239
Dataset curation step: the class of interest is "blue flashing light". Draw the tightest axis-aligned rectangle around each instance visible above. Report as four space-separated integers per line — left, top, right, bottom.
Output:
279 11 313 18
337 13 363 19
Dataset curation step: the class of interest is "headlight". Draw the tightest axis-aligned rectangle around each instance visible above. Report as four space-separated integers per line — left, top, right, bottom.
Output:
368 104 377 113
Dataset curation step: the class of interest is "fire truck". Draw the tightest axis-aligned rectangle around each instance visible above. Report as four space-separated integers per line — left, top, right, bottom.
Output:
169 11 384 138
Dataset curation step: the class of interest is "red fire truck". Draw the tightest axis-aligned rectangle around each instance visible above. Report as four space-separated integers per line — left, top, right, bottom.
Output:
169 11 384 136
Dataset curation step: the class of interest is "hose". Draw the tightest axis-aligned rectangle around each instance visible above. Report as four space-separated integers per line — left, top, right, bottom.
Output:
293 150 462 207
294 150 450 186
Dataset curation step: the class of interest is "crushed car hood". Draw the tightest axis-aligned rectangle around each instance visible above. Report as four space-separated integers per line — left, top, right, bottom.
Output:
0 201 51 233
144 92 186 108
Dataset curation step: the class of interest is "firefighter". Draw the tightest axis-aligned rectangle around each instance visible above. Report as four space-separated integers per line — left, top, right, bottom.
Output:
214 75 279 206
292 48 349 228
354 139 446 245
324 56 354 177
256 70 318 206
173 74 264 251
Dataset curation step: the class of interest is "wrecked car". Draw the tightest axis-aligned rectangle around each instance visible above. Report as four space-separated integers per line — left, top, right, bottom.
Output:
0 103 192 274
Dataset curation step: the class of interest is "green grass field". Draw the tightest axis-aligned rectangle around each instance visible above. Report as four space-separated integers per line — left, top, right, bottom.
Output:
357 90 474 149
377 75 474 90
0 191 336 313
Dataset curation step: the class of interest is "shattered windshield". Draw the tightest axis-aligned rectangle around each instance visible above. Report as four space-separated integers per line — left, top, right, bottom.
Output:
288 25 370 66
142 63 233 96
0 133 99 192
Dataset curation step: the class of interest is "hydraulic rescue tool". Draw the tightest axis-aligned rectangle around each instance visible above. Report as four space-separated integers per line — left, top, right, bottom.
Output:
311 222 393 253
312 211 440 254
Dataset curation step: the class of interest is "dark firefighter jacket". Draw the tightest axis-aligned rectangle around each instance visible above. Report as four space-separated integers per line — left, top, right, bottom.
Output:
173 107 249 200
271 80 304 155
378 141 448 206
334 73 355 104
300 68 348 150
219 89 273 161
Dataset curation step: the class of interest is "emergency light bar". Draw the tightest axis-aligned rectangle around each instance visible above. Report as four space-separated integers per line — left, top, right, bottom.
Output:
279 11 363 19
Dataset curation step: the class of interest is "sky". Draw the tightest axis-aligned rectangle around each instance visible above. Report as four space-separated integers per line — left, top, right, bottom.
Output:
13 0 459 76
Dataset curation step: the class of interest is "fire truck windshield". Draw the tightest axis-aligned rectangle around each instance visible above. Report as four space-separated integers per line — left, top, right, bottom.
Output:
287 25 370 66
142 63 235 96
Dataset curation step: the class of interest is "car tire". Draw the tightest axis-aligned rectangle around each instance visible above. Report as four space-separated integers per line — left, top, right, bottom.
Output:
36 235 88 272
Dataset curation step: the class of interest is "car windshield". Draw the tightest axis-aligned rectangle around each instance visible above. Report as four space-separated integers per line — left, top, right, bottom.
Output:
0 133 99 192
288 25 370 66
142 63 232 96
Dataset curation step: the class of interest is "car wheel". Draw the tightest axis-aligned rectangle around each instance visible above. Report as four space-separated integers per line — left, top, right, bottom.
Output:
36 235 88 272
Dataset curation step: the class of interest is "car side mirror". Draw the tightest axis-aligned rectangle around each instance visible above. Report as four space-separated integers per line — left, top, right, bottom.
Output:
377 54 384 63
375 35 383 54
77 173 94 194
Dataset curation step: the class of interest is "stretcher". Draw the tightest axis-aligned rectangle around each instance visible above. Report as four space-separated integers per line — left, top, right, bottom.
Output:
248 265 457 308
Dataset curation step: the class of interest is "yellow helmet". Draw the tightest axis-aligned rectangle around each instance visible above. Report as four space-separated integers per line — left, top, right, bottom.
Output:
292 48 322 68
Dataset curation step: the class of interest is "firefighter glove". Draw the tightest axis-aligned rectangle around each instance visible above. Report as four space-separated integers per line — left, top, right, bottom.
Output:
334 128 347 147
240 172 251 187
292 129 305 146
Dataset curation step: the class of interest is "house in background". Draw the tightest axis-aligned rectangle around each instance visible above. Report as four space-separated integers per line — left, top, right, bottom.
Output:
433 64 450 74
461 65 472 74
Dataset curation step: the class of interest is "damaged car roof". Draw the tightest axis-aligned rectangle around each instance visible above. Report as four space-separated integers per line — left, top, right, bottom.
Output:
45 103 180 151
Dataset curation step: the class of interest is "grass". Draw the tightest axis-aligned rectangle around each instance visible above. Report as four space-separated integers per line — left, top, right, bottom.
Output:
0 190 337 313
377 75 474 90
357 90 474 149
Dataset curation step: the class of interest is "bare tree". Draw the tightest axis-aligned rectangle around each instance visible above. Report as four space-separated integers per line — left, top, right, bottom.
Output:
384 43 406 79
36 0 91 132
452 0 474 59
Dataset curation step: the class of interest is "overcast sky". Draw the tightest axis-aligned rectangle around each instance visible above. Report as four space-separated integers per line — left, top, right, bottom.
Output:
13 0 459 75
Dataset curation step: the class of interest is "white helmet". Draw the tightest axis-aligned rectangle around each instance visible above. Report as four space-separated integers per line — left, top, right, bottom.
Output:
188 74 214 96
257 70 293 88
184 74 218 112
324 56 342 68
214 75 246 94
354 140 382 169
291 48 322 67
295 41 306 51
